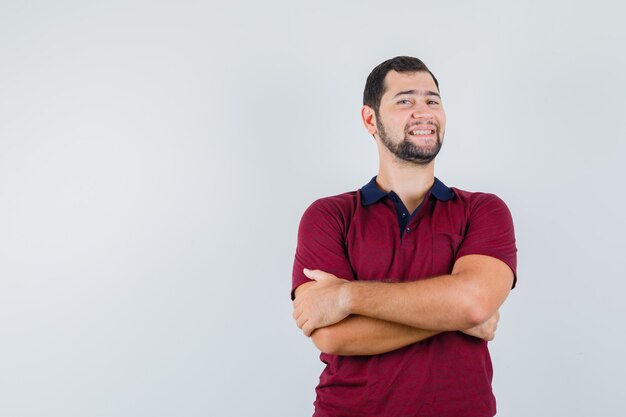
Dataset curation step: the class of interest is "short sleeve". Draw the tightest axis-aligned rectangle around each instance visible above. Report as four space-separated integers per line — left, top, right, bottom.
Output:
456 193 518 288
291 198 356 300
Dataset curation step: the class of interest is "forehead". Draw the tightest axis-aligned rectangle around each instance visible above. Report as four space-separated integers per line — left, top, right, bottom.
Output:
382 70 439 97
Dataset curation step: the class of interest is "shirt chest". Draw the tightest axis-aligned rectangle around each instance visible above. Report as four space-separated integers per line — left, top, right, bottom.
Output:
345 199 467 281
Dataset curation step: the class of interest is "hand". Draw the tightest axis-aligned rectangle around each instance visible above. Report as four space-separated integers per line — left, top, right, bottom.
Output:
461 310 499 341
292 269 351 337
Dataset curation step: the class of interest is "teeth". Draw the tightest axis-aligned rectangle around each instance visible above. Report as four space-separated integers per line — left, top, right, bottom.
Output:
411 129 433 135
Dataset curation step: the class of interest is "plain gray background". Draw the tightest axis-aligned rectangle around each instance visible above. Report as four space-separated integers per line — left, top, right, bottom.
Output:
1 1 624 416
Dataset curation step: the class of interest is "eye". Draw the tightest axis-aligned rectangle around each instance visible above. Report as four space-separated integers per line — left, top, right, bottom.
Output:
427 100 440 106
397 99 412 105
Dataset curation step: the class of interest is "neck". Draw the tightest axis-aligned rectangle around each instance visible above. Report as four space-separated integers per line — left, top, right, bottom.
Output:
376 151 435 213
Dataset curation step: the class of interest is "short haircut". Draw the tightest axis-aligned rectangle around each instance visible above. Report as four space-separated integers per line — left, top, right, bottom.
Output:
363 56 439 112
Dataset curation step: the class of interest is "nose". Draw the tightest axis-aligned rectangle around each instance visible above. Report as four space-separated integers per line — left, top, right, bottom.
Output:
412 103 434 119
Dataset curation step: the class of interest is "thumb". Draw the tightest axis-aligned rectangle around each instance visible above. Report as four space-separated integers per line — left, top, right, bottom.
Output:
303 268 328 281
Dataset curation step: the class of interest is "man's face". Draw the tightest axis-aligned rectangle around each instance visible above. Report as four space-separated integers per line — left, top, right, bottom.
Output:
374 70 446 164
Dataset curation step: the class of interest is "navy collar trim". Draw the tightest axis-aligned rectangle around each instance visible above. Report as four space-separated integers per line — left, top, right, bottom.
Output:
360 176 455 206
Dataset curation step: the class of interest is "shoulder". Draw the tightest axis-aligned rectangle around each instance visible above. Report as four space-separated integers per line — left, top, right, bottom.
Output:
449 187 512 215
297 191 360 237
303 191 359 221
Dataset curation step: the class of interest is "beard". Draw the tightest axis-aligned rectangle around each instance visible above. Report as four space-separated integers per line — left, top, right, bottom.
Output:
376 116 443 165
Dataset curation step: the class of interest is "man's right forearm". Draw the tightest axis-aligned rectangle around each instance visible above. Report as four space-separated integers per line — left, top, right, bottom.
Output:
311 314 439 356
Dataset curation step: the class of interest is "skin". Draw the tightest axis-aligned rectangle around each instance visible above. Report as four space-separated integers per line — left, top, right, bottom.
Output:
294 279 501 356
292 70 512 355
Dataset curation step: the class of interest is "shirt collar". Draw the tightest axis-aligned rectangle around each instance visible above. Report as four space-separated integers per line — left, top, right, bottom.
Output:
360 176 455 206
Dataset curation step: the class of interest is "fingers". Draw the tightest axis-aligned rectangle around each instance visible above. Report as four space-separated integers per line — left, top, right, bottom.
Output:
484 313 498 341
293 304 307 328
296 314 307 330
295 315 316 337
302 320 317 337
293 304 313 334
294 268 344 337
295 311 319 335
292 305 301 321
293 306 318 337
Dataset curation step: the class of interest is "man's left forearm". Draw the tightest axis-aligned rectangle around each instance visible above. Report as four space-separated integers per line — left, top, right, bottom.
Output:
345 254 513 330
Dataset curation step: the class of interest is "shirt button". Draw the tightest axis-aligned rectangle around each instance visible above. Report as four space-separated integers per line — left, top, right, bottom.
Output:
406 228 411 233
402 213 406 217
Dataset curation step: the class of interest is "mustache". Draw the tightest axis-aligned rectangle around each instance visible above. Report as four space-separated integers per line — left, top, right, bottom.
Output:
405 121 439 132
406 121 438 128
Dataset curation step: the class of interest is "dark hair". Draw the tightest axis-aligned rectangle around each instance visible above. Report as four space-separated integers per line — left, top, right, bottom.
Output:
363 56 439 112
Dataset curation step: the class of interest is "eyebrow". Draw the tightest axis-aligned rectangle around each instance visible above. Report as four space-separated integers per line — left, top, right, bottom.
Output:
393 89 441 99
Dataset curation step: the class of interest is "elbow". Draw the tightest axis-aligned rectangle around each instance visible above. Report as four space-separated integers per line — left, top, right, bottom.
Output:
463 293 498 327
311 327 344 355
465 304 492 328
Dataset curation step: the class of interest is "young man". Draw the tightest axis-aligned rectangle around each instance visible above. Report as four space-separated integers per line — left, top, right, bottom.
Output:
291 56 517 417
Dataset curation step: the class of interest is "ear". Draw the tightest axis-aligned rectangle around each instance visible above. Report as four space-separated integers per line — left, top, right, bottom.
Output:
361 105 378 136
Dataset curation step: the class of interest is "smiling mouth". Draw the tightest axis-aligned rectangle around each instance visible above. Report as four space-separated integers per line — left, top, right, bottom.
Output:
409 129 435 136
407 124 438 138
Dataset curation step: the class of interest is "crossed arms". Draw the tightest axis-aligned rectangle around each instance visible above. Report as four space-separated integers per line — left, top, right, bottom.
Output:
292 254 513 356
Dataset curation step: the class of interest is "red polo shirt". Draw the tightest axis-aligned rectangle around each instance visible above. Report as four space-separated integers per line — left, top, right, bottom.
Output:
292 177 517 417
